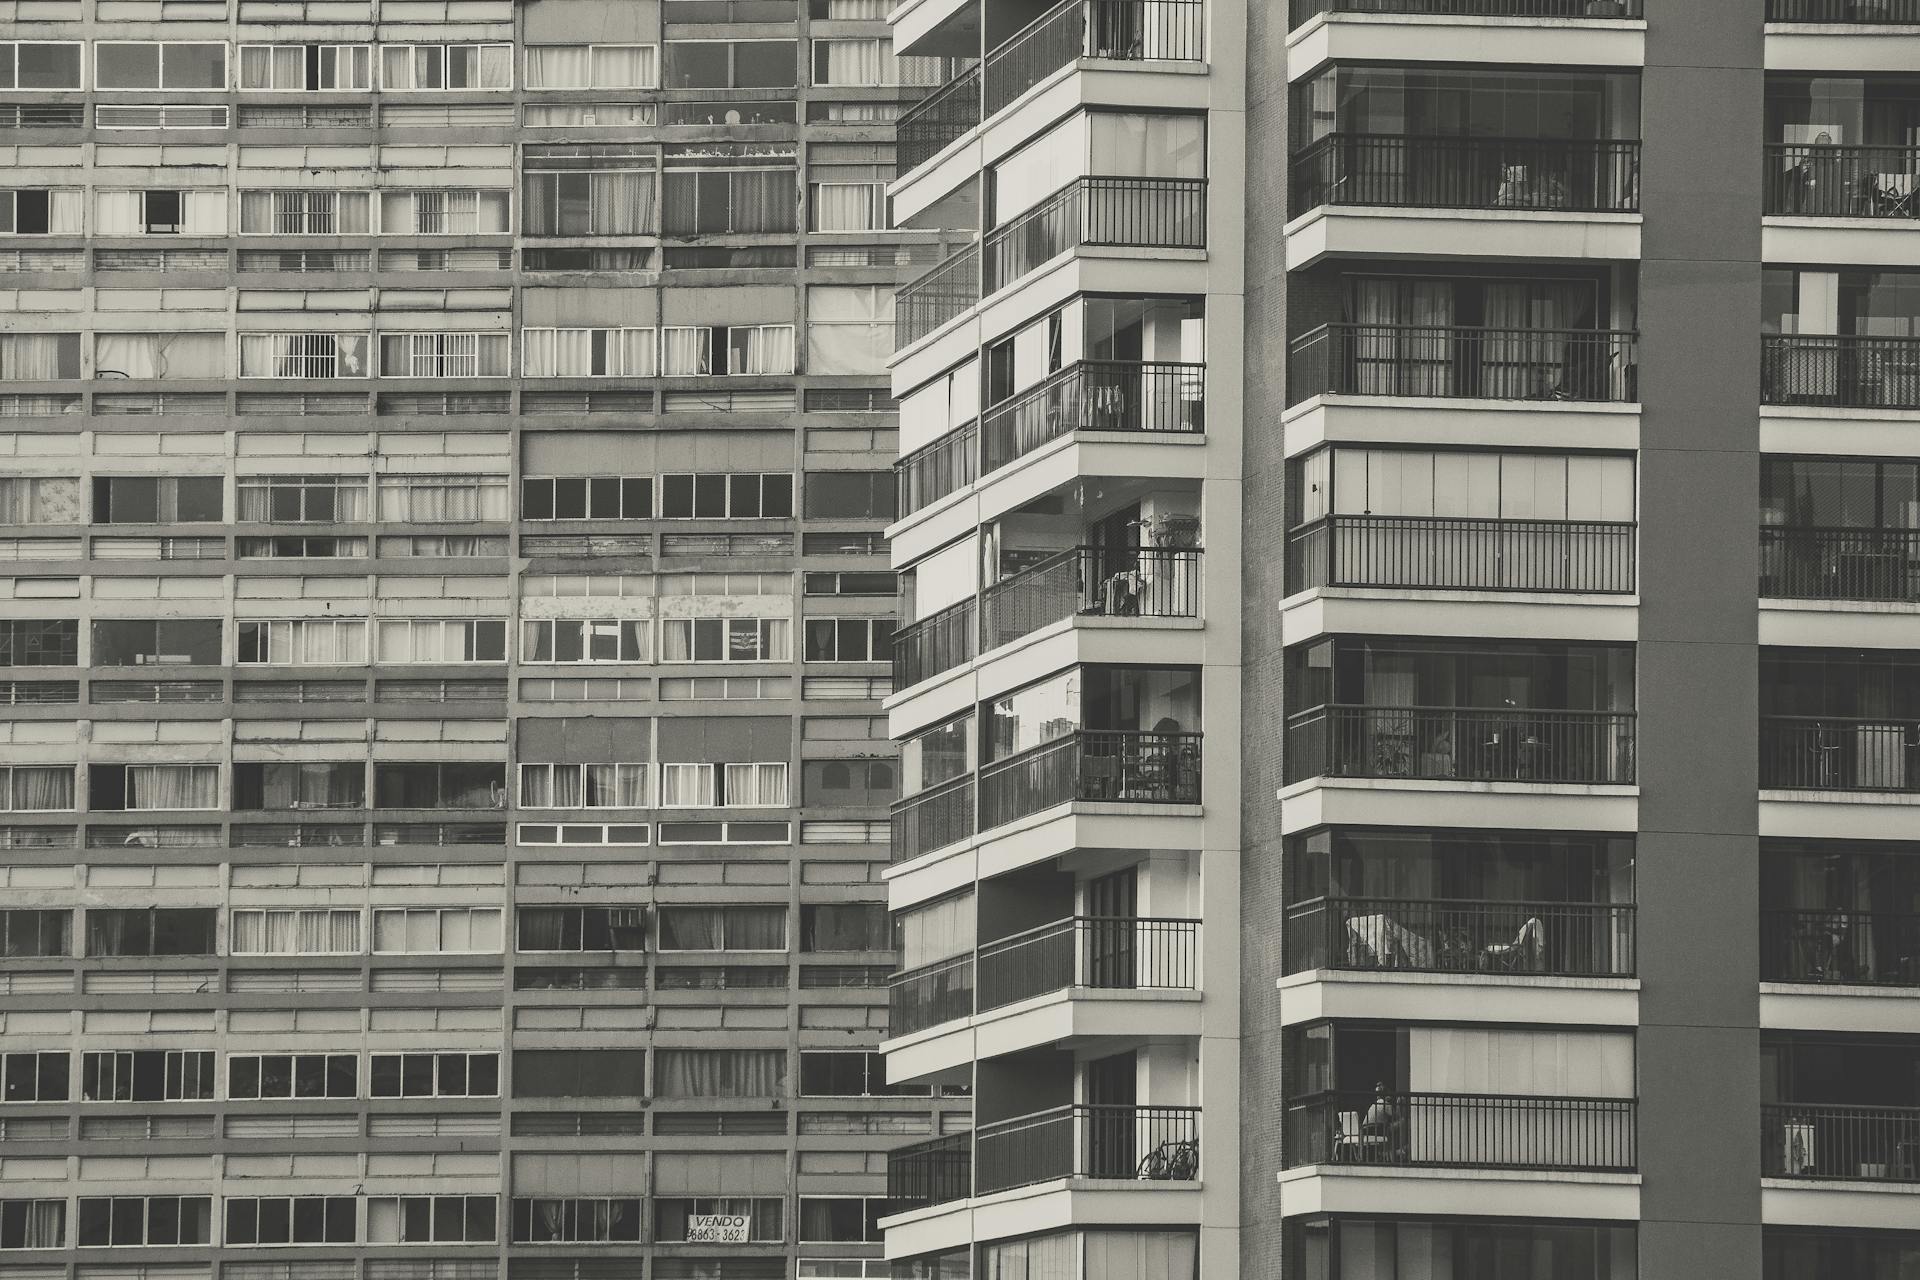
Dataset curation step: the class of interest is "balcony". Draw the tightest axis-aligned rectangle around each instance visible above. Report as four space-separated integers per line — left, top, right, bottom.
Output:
890 951 976 1038
1765 145 1920 219
1761 716 1920 791
1768 0 1920 19
1762 908 1920 985
982 546 1203 648
1763 1103 1920 1181
897 243 982 350
982 360 1205 472
1284 705 1637 786
984 177 1208 294
898 64 983 174
1286 516 1636 595
891 597 977 689
1283 896 1636 978
1289 135 1641 219
1763 335 1920 409
1293 0 1642 19
897 421 979 518
1285 1090 1637 1173
889 1132 972 1207
977 1103 1200 1193
1288 323 1638 405
891 773 976 864
1760 527 1920 602
980 728 1201 827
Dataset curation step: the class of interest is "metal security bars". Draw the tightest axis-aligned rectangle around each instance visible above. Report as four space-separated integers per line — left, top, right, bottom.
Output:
897 64 982 173
1282 897 1636 978
887 1133 972 1207
895 243 981 349
1288 324 1638 404
979 546 1203 648
1760 909 1920 986
889 774 975 865
888 952 975 1038
896 424 978 519
1762 335 1920 410
975 1104 1201 1193
889 598 976 690
1760 716 1920 792
1293 0 1640 20
1764 144 1920 218
1286 516 1636 594
1290 135 1641 217
1285 1092 1637 1172
976 915 1200 1010
985 177 1207 291
1284 706 1637 785
1762 1103 1920 1181
1760 527 1920 602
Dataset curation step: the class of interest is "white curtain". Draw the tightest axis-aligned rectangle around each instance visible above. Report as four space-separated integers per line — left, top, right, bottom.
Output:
96 333 225 380
296 619 366 664
4 765 75 812
818 39 891 87
737 325 795 375
898 893 974 969
1089 113 1207 179
592 45 655 88
812 182 883 231
660 763 716 807
95 190 142 235
475 45 511 88
661 327 711 376
985 1233 1076 1280
0 477 81 525
126 764 218 811
1412 1027 1635 1097
724 762 787 807
526 45 589 88
1083 1232 1199 1280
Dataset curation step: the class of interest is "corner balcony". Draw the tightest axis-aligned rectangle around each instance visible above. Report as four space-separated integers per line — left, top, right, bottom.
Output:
1763 335 1920 410
890 1102 1201 1211
1293 0 1641 16
1283 705 1637 786
1763 1103 1920 1182
1289 323 1639 406
1286 515 1635 595
1761 716 1920 791
1764 144 1920 221
1761 527 1920 603
1285 1090 1637 1173
1283 896 1636 979
1762 908 1920 985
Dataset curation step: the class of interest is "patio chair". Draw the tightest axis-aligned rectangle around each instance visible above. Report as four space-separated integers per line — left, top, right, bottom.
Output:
1333 1110 1389 1164
1484 916 1546 972
1876 173 1919 219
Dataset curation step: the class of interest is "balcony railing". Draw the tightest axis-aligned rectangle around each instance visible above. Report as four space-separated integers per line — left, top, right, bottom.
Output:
1283 896 1636 978
976 1103 1201 1193
1768 0 1920 20
1285 1091 1636 1172
1294 0 1640 20
1764 144 1920 218
1289 134 1641 217
1761 908 1920 986
1288 323 1638 404
985 0 1205 117
1760 716 1920 792
1286 516 1635 595
1763 335 1920 410
976 915 1199 1011
890 597 976 689
890 774 976 865
888 1132 973 1207
1763 1103 1920 1181
1760 527 1920 602
981 360 1205 472
896 421 979 518
888 951 975 1038
980 546 1203 651
984 177 1207 293
896 243 981 350
1283 705 1637 786
980 729 1202 828
898 64 982 173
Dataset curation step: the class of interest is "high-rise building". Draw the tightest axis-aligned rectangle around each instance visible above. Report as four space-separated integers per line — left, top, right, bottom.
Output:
878 1 1920 1278
0 4 961 1279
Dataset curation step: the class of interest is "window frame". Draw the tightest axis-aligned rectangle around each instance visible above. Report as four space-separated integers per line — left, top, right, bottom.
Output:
93 41 229 93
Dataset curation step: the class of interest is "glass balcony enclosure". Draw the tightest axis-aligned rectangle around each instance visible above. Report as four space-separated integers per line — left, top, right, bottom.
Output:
1762 841 1920 985
1283 828 1637 978
1760 648 1920 791
1765 75 1920 218
1285 446 1636 594
1283 637 1637 785
1763 1033 1920 1181
1286 1218 1640 1280
1760 456 1920 602
1763 267 1920 409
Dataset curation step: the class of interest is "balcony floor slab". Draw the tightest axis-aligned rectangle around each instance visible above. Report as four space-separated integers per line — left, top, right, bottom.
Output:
1761 983 1920 1034
1763 402 1920 457
1761 792 1920 841
1282 394 1639 458
1764 27 1920 72
1277 969 1639 1028
1279 776 1638 836
882 985 1205 1081
1283 205 1641 271
1277 1163 1640 1221
1763 1179 1920 1231
1764 219 1920 269
1281 590 1637 647
1287 13 1646 83
1761 601 1920 649
880 1178 1207 1259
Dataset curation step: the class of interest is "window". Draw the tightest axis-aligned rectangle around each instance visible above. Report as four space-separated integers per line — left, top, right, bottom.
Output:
515 822 652 847
237 476 369 522
85 908 215 957
0 1052 67 1103
80 1050 215 1101
803 618 895 662
232 761 366 810
799 1198 888 1243
228 1053 357 1100
661 148 799 236
804 471 894 519
0 42 82 90
93 476 222 524
0 1202 65 1250
660 473 794 518
87 764 219 811
0 910 68 958
802 759 896 807
656 905 787 951
229 909 363 955
78 1197 213 1248
808 145 891 232
239 191 372 235
658 761 788 807
95 43 227 91
522 329 655 378
800 1050 922 1098
239 45 371 90
367 1198 496 1245
525 45 658 89
654 1199 784 1244
511 1199 641 1244
0 765 75 811
517 906 648 951
0 477 80 525
376 619 507 663
804 571 898 597
95 332 225 378
236 619 369 665
223 1198 357 1246
510 1048 644 1098
0 334 81 380
92 619 223 667
812 38 942 87
371 907 504 954
374 763 506 809
236 535 367 559
521 156 658 236
380 190 511 235
666 41 797 89
377 475 510 522
660 618 790 663
518 764 649 809
659 323 796 375
522 619 650 664
380 333 509 378
521 476 653 519
654 1048 786 1097
808 286 895 373
381 44 512 90
801 904 890 952
0 189 82 235
370 1051 499 1098
239 333 370 379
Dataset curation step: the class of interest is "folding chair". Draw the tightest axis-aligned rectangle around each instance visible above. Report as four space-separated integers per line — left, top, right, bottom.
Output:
1877 173 1918 219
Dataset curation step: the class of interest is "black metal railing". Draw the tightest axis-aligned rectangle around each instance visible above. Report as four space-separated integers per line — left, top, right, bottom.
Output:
1761 908 1920 986
1284 705 1636 785
1288 323 1638 404
888 952 975 1038
1290 134 1641 217
1294 0 1640 20
975 1103 1201 1193
1760 716 1920 792
1283 897 1636 978
897 421 979 518
1762 335 1920 410
891 597 977 690
1762 1103 1920 1181
981 360 1205 473
1764 144 1920 218
980 546 1203 650
890 774 976 865
896 243 981 349
984 177 1207 292
980 729 1202 829
1287 516 1636 595
1285 1091 1636 1172
898 64 982 173
976 915 1200 1010
888 1132 973 1207
1760 527 1920 603
1768 0 1920 20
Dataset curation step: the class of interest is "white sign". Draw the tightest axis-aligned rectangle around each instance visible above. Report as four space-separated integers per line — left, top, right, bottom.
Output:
686 1214 751 1244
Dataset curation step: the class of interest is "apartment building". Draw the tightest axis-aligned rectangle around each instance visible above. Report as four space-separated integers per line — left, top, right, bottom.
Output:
878 0 1920 1278
0 1 966 1278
